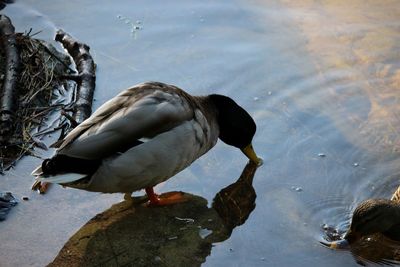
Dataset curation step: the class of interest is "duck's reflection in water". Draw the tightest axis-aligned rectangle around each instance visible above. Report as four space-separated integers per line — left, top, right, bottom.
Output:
49 161 259 267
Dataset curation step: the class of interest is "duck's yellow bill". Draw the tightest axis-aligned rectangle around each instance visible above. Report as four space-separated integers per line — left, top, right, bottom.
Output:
241 144 263 166
328 239 350 250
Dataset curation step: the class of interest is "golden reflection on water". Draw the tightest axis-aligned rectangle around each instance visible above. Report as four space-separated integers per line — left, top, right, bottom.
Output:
280 0 400 154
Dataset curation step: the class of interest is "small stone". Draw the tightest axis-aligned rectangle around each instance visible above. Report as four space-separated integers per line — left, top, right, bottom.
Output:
22 196 29 201
318 153 326 157
267 91 272 95
353 163 359 167
168 236 178 240
207 218 213 222
253 97 259 101
261 257 266 261
136 20 142 24
322 224 329 230
117 15 122 19
154 256 162 262
229 248 234 252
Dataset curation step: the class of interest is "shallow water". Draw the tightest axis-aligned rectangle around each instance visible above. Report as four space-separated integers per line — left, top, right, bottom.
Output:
1 0 400 266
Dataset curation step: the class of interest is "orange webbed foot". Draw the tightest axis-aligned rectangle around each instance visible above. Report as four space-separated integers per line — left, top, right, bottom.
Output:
145 187 187 206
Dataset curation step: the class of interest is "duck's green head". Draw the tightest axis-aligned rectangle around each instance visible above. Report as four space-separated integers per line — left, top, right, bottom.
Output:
329 199 400 249
209 94 262 165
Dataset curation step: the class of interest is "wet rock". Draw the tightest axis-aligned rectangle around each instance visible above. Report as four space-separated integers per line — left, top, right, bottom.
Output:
22 196 29 201
0 192 17 221
49 194 226 267
49 162 259 266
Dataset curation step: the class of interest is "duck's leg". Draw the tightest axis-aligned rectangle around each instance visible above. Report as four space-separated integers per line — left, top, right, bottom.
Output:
145 187 186 206
123 192 149 206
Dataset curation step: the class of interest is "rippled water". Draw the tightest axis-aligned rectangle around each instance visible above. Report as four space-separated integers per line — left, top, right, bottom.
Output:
1 0 400 266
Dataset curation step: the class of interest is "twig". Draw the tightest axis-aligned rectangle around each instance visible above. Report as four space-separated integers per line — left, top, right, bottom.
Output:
0 15 20 142
60 109 78 127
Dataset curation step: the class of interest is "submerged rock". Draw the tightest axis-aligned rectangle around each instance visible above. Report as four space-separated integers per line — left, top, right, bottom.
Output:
49 161 259 267
48 194 223 267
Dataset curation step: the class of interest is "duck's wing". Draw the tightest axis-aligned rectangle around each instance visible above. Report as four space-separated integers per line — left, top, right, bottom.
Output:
58 82 195 159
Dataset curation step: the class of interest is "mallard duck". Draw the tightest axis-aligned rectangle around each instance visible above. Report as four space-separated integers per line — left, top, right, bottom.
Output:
329 186 400 249
32 82 262 205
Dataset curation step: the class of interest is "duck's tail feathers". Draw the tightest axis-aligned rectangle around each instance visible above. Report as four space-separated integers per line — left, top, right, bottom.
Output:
35 172 87 184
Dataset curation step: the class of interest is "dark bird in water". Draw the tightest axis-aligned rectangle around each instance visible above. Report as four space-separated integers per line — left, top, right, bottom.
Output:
328 186 400 249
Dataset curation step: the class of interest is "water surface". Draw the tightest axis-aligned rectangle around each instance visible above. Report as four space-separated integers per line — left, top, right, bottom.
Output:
1 0 400 266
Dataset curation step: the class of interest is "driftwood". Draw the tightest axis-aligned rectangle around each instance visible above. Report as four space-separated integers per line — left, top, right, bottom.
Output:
33 30 96 193
55 29 96 125
0 16 97 193
0 30 71 173
0 14 20 142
